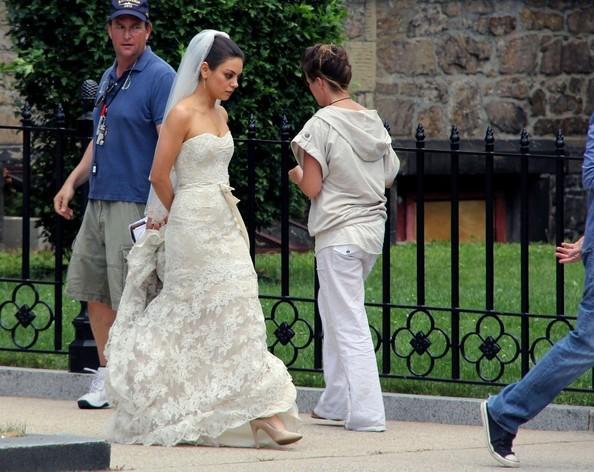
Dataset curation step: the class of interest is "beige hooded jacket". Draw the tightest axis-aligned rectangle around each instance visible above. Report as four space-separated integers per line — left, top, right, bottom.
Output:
291 106 400 254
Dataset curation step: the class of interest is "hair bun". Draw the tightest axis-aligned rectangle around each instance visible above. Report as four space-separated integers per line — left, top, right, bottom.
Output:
301 43 352 91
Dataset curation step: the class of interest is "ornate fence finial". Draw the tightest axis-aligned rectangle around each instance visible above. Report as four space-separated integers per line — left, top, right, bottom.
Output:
55 104 65 126
248 113 257 137
21 102 32 125
555 129 565 151
280 113 290 140
485 126 494 146
520 128 530 151
383 120 391 134
450 125 460 146
415 123 425 143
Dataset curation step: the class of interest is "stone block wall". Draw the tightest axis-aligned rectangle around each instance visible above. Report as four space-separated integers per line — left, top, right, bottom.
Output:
0 0 19 146
1 1 592 143
0 1 590 242
0 0 19 243
346 0 594 141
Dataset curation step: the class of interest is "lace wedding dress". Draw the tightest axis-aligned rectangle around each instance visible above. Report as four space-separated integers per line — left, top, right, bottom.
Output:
105 132 299 447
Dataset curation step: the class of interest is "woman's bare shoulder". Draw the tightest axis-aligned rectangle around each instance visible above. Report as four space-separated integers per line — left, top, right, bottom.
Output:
166 98 204 129
169 96 196 118
216 103 228 122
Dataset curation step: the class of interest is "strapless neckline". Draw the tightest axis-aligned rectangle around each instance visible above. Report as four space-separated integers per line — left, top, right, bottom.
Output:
183 131 232 145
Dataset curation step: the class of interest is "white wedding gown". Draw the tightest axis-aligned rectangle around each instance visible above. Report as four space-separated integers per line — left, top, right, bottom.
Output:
105 132 299 447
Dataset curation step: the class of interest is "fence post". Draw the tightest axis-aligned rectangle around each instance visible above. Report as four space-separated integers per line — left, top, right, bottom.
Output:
21 103 32 279
68 80 100 372
314 266 322 369
519 128 530 376
450 125 460 380
382 121 392 374
279 114 290 297
484 127 495 311
415 124 426 305
246 114 257 263
554 129 565 316
54 105 65 351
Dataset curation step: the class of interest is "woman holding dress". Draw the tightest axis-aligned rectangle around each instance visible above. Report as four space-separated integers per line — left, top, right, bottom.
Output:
104 30 302 448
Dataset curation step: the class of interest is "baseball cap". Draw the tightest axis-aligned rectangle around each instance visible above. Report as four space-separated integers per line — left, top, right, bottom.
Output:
109 0 150 22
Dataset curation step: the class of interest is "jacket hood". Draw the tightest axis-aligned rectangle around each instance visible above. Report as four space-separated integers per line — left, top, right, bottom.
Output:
314 107 393 162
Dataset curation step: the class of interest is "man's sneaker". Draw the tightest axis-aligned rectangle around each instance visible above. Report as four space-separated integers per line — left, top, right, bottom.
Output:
480 400 520 468
77 367 110 409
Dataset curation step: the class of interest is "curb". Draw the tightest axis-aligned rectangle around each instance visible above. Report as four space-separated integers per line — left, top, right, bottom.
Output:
2 366 593 433
0 434 110 472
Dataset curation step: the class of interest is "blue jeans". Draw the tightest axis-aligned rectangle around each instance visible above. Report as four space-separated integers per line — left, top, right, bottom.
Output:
488 250 594 434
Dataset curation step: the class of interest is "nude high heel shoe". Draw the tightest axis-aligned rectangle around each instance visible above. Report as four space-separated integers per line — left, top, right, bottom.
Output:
250 419 302 448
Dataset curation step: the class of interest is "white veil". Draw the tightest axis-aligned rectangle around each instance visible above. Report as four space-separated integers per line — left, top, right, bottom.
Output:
145 29 230 222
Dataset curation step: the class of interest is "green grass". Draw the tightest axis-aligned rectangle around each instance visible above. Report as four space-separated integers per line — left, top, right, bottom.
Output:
0 421 27 438
0 250 80 370
254 242 593 405
1 243 593 405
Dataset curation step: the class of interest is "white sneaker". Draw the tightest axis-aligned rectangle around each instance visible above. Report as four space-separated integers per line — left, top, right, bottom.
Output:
77 367 110 409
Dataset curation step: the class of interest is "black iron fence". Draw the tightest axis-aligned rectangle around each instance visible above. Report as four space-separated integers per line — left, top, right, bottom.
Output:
0 103 591 394
0 105 67 357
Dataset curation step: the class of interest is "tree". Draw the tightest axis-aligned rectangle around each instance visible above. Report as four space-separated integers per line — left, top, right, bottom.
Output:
3 0 346 248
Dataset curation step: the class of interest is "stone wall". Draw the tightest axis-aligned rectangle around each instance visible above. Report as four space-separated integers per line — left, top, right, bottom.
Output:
346 0 594 141
0 1 590 242
3 1 590 143
0 0 18 146
0 0 19 243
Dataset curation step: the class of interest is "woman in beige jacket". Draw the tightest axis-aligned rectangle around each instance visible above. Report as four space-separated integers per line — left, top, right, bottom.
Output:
289 44 399 432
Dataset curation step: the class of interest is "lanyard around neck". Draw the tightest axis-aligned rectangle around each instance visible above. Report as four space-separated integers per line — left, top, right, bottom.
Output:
96 62 136 109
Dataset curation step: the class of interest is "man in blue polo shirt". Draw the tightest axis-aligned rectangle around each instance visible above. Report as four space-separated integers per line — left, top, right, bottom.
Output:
53 0 175 409
481 110 594 468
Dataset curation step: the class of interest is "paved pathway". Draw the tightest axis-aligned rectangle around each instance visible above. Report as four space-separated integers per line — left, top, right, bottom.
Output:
2 396 594 471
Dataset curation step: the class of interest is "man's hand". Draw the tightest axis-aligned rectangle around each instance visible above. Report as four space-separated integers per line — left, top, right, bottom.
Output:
555 236 583 264
53 185 75 220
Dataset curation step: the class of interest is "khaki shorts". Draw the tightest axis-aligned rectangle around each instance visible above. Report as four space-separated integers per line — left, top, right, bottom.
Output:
66 200 145 310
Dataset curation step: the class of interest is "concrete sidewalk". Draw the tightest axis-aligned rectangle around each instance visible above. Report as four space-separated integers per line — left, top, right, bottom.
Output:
2 366 594 432
2 396 594 471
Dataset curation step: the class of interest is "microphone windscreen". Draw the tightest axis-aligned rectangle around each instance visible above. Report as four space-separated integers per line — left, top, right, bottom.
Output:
80 79 98 101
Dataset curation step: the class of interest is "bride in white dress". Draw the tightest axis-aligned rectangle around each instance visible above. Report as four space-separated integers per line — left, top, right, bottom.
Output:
104 30 301 448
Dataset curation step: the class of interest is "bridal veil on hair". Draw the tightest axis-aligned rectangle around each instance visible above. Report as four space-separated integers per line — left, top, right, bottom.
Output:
145 29 230 222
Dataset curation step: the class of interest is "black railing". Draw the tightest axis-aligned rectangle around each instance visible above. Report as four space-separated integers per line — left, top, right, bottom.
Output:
0 105 591 394
0 105 75 357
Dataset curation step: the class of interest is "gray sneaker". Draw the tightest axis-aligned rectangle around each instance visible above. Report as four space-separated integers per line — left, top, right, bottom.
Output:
77 367 110 409
480 400 520 468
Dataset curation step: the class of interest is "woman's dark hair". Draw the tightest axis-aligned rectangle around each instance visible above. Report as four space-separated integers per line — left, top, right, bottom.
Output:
205 35 245 70
302 43 352 91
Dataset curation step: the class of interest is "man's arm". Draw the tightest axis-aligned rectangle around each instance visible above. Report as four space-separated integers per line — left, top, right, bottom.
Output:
53 141 93 220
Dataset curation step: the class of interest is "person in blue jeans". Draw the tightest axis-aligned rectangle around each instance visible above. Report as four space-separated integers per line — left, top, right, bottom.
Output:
481 112 594 468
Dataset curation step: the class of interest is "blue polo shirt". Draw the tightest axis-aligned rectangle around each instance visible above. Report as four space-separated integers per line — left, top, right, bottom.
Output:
89 47 175 202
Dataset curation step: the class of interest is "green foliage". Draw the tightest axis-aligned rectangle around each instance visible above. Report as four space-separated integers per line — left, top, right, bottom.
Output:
3 0 346 248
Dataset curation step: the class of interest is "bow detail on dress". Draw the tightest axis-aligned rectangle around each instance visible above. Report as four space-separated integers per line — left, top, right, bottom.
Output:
220 184 249 249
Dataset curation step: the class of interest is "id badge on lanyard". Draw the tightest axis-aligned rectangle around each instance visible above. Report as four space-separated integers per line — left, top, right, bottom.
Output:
93 104 107 175
92 67 133 175
96 104 108 147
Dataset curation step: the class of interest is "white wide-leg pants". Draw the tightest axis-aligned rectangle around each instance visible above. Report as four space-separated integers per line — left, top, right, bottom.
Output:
314 244 386 431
